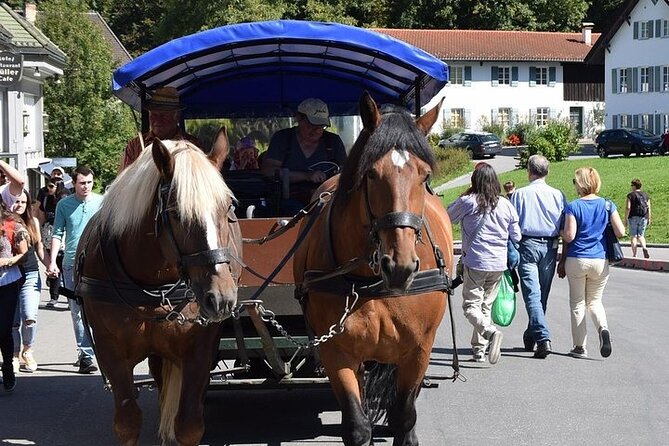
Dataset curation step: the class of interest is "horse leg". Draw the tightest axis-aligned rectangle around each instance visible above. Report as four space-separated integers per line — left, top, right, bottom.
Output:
322 349 371 446
105 355 143 446
386 354 429 446
147 354 163 389
172 336 217 446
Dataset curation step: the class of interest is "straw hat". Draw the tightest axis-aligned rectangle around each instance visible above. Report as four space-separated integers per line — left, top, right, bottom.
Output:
144 86 184 111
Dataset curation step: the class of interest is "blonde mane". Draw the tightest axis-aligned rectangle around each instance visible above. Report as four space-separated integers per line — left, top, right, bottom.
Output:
99 140 233 238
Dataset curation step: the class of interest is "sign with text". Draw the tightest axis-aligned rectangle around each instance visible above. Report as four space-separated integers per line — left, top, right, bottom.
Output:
0 52 23 86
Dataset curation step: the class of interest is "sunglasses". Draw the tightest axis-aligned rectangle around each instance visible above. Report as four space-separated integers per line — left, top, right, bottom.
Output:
47 183 56 188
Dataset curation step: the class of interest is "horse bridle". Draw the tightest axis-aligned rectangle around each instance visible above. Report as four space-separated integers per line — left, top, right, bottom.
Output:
363 177 426 273
155 181 234 287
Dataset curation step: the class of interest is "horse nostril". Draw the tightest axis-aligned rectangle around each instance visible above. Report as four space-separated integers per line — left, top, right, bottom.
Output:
381 255 393 277
413 258 420 273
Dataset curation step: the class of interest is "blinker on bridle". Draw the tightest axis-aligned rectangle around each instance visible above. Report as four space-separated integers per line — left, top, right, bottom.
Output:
154 181 233 284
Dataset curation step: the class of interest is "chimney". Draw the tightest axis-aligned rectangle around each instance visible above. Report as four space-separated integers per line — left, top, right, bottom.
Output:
582 22 594 46
24 3 37 25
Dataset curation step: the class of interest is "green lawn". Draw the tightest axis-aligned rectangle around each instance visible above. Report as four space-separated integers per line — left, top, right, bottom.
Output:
439 156 669 243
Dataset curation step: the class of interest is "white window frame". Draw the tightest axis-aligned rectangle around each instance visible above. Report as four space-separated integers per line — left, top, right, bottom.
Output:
536 67 548 86
619 69 628 93
536 107 549 127
640 21 651 39
663 66 669 92
498 66 511 86
498 108 511 129
450 108 465 128
620 114 630 128
640 67 649 92
450 66 464 86
641 114 650 131
663 20 669 37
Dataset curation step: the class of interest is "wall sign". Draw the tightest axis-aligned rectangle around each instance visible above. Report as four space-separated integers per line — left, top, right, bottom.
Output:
0 52 23 86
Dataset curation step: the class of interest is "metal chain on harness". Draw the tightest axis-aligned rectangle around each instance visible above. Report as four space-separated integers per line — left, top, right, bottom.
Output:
231 285 360 348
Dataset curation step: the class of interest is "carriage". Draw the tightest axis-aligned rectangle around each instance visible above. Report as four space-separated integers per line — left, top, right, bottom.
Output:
85 20 455 445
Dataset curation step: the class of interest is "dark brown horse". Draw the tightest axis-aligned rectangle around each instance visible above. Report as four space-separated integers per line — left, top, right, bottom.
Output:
294 93 453 446
76 136 241 446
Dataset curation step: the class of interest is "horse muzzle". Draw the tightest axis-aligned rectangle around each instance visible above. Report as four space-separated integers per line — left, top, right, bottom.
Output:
380 254 420 292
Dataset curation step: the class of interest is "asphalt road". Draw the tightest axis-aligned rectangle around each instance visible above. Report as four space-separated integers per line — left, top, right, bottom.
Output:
1 264 667 445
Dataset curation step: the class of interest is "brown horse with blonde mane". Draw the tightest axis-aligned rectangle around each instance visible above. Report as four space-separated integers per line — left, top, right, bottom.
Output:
294 93 453 445
76 135 241 446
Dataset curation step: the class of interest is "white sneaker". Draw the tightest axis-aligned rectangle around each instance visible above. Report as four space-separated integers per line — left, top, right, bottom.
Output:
12 357 20 374
488 330 504 365
46 299 58 308
568 346 588 359
473 351 486 362
21 350 37 372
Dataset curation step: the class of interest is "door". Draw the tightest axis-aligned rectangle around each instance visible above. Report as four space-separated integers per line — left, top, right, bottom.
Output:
569 107 583 136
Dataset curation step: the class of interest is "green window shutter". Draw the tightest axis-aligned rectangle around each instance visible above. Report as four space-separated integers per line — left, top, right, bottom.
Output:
612 115 618 129
655 66 662 91
656 19 662 37
511 66 518 86
632 67 639 92
529 66 536 86
611 68 617 94
634 22 639 39
491 66 499 87
648 20 654 38
633 114 639 128
649 67 655 92
656 114 662 134
464 66 472 86
548 67 556 87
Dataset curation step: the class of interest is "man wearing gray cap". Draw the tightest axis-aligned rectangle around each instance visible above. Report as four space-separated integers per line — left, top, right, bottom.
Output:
261 98 346 214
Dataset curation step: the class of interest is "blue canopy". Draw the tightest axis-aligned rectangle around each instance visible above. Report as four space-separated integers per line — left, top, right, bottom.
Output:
112 20 449 118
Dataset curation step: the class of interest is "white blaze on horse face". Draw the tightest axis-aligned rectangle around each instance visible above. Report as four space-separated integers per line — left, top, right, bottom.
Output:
391 149 410 169
204 213 222 271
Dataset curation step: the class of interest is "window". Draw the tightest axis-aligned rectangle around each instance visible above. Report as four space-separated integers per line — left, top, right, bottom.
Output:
640 21 651 39
663 20 669 37
640 67 649 92
536 108 549 127
640 114 650 130
536 67 548 85
663 66 669 92
620 114 630 128
498 67 511 86
450 108 465 128
498 108 511 128
450 66 464 85
619 69 628 93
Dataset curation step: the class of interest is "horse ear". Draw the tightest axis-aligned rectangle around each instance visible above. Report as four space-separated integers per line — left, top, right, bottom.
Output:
152 138 175 182
210 126 229 170
416 97 444 135
360 91 381 131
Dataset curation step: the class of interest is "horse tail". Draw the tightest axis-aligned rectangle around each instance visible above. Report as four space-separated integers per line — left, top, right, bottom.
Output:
158 360 183 444
362 362 398 426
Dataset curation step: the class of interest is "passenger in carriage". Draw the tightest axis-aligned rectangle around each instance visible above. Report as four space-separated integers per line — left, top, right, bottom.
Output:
230 136 260 170
261 98 346 215
119 86 203 172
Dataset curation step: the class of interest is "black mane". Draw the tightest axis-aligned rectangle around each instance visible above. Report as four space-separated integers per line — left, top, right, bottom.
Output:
335 105 436 207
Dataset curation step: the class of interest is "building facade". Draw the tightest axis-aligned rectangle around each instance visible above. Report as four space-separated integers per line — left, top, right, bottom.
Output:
586 0 669 134
377 27 605 137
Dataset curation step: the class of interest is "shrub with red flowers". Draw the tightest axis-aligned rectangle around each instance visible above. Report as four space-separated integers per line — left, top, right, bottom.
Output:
506 134 521 146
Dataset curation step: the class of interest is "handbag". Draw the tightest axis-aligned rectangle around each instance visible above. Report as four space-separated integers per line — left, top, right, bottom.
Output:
604 199 624 264
492 270 516 326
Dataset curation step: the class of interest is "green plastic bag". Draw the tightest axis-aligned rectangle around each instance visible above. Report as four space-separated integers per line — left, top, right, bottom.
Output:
492 270 516 327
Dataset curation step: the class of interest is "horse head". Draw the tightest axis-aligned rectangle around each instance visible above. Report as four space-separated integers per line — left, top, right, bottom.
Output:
151 133 241 322
345 93 442 292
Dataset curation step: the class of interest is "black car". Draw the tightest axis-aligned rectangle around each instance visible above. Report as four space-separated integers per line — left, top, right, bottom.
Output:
594 128 662 158
438 131 503 159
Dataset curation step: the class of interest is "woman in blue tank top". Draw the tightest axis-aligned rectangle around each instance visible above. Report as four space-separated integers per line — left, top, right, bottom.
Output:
557 167 625 360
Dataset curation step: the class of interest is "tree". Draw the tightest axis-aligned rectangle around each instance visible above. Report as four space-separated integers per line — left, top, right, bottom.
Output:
38 0 136 189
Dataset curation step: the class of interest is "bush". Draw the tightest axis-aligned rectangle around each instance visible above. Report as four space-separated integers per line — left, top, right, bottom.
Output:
507 122 537 145
433 145 471 183
439 126 464 140
517 120 579 168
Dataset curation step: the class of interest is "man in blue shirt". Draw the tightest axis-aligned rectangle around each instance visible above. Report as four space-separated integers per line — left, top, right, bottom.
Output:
47 166 103 374
510 155 567 359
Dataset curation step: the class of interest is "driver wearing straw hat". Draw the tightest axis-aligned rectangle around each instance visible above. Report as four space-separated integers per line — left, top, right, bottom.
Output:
119 86 203 172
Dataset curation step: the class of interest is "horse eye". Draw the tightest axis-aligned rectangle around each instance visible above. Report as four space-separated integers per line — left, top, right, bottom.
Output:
425 173 432 183
366 170 377 180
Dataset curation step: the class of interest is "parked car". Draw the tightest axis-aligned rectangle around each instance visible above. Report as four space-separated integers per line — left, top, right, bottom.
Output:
437 131 502 159
594 128 662 158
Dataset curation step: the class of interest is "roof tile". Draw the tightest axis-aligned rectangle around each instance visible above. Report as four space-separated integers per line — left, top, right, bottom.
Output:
374 29 600 62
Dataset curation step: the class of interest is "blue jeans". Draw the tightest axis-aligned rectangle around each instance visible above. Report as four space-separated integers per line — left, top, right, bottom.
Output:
62 267 95 360
13 270 41 352
518 238 558 343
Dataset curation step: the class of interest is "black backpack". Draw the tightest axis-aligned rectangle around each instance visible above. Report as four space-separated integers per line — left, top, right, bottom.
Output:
631 191 648 217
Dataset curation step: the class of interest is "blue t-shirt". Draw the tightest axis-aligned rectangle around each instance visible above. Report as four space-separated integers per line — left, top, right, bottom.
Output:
565 197 616 259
